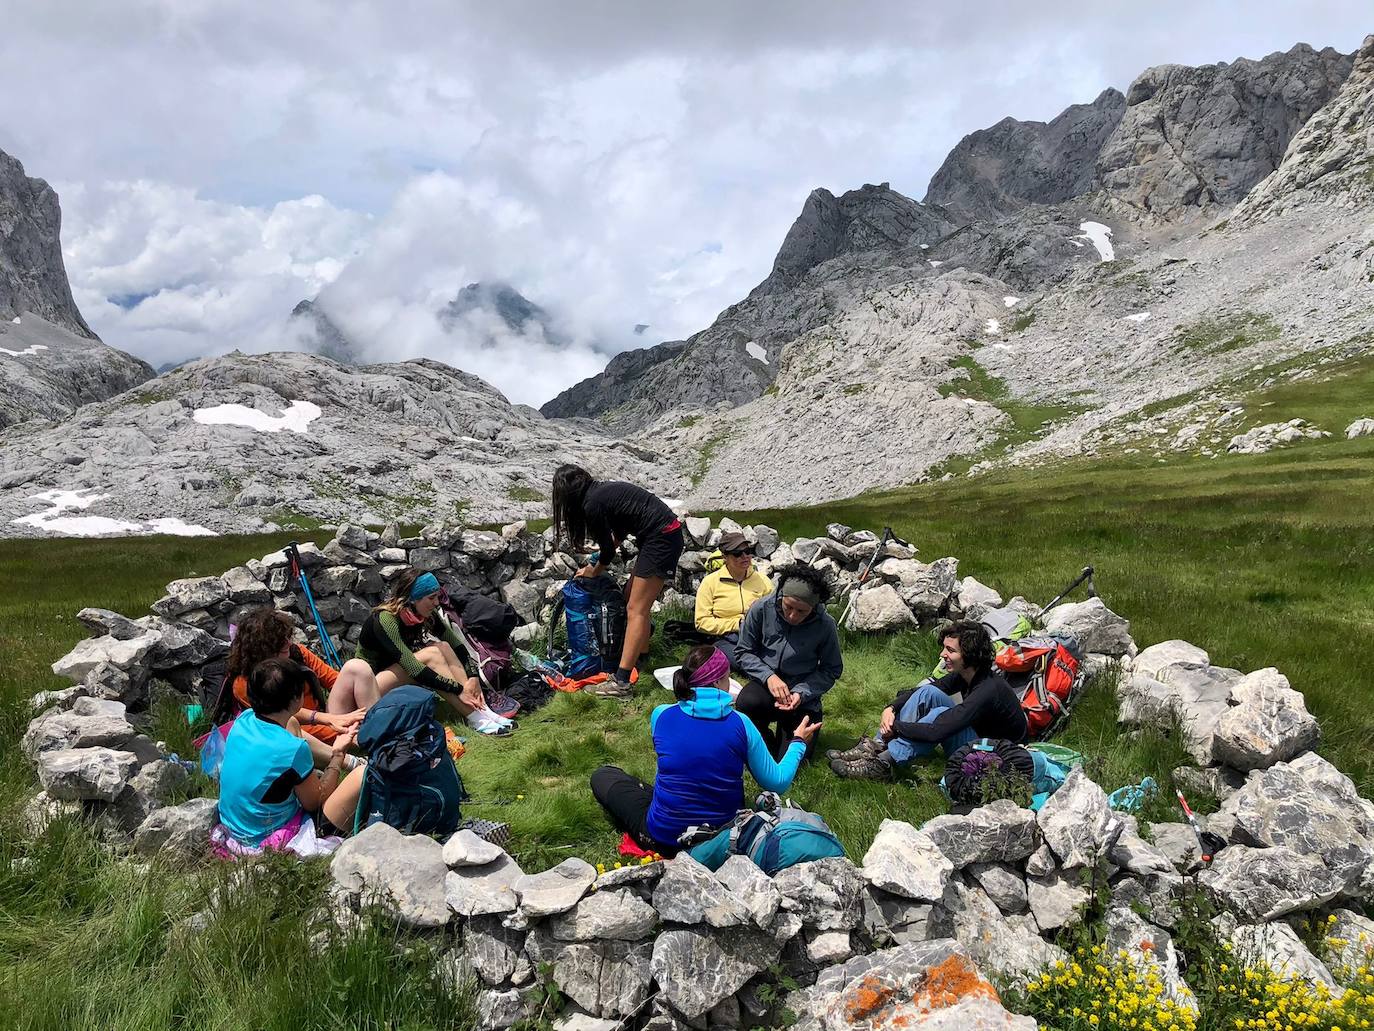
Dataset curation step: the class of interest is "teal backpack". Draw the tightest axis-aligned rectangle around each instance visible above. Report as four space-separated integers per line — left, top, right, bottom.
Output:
688 799 846 874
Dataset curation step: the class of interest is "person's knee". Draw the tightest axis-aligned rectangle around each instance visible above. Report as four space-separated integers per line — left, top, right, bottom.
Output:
340 658 373 680
590 765 623 802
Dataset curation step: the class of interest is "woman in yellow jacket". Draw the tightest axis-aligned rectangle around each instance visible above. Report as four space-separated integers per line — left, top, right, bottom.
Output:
694 531 774 667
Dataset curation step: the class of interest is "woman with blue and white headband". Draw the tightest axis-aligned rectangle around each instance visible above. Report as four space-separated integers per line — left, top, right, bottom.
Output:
355 567 516 736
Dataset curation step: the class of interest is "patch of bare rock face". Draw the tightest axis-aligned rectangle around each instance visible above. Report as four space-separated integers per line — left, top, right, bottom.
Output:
17 514 1374 1027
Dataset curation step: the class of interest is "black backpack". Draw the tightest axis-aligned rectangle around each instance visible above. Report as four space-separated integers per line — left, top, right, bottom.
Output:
441 585 519 645
355 686 465 836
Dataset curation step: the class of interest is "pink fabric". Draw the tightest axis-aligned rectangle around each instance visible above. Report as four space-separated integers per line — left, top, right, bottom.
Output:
689 647 731 688
209 810 341 860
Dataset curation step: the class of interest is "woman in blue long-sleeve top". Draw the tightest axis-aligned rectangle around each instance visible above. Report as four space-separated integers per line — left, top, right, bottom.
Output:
590 644 823 854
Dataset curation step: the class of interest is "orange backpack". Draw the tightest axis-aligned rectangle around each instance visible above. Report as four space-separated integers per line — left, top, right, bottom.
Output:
995 636 1085 740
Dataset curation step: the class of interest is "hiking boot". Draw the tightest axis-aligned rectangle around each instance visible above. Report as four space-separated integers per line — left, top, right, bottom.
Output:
829 751 895 781
485 690 521 720
585 677 634 699
825 735 883 762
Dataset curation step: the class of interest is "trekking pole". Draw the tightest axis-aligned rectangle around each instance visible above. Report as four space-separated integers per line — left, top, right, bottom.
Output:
1175 789 1226 864
285 542 343 669
837 527 911 628
1041 566 1096 615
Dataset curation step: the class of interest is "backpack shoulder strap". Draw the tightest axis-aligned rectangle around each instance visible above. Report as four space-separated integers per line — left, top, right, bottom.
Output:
547 594 566 656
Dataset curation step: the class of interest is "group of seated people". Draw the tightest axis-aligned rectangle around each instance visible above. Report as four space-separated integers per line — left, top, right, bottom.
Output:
212 467 1028 860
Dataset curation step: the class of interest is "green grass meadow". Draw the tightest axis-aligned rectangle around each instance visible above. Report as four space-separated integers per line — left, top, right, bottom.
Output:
1 358 1372 1028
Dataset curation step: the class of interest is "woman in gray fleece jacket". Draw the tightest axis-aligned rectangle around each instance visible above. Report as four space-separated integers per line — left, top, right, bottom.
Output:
734 565 843 758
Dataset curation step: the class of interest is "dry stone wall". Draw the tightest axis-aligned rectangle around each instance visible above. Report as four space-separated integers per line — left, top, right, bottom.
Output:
19 516 1374 1029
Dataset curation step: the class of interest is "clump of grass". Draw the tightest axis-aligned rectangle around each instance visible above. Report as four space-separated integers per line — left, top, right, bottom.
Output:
843 384 865 397
1009 310 1036 333
691 430 730 487
508 484 544 503
677 414 700 428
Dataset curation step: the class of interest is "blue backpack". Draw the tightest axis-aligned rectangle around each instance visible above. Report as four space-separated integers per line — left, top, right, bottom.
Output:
547 576 627 678
355 686 465 836
689 802 846 875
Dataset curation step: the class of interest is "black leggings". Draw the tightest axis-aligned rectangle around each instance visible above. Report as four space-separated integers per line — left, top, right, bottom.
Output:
734 679 820 761
590 766 678 855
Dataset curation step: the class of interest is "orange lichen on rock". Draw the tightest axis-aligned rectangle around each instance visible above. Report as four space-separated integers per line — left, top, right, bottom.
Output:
844 974 898 1023
911 954 1000 1011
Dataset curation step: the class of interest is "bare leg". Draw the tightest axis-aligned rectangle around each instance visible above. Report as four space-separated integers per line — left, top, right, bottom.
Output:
618 575 664 673
374 663 411 697
411 646 479 718
327 659 381 712
322 765 368 834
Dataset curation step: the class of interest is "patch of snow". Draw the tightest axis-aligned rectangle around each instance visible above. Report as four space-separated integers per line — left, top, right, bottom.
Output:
13 489 216 538
193 400 322 434
919 244 929 250
929 260 944 268
10 317 20 324
1075 221 1115 261
1003 296 1020 308
991 343 1015 352
1125 312 1152 323
985 319 1001 334
744 340 768 364
0 343 48 358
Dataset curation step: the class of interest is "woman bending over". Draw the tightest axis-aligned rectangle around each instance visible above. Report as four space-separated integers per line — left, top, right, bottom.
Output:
552 464 684 697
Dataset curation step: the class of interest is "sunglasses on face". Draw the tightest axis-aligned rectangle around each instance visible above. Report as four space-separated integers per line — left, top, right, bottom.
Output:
723 548 755 557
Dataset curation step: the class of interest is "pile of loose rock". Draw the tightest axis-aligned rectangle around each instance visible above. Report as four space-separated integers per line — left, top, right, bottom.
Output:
1226 417 1329 454
18 515 1374 1028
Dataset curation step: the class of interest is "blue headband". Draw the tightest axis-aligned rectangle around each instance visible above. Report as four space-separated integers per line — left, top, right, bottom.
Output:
409 572 441 602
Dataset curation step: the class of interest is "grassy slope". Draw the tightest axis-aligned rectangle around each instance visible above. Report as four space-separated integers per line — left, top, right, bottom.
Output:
0 358 1370 1028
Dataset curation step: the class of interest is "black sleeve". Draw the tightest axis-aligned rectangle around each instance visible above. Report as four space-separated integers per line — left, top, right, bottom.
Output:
260 766 306 804
893 683 993 744
891 688 916 713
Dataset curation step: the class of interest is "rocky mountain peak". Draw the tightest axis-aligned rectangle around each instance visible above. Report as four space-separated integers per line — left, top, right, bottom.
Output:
0 147 95 338
1233 34 1374 222
289 299 363 365
1096 42 1353 220
924 88 1127 223
764 182 955 291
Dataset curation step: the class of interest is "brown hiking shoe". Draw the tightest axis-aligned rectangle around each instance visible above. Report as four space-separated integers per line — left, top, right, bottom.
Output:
825 735 883 762
585 677 634 699
829 751 895 781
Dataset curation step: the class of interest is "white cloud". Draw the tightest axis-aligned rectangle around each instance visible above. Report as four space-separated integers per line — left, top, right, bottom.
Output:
1 1 1366 400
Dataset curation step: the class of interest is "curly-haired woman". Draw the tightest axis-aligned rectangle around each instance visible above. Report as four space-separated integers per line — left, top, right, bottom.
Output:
218 608 372 766
354 568 513 735
828 619 1027 780
733 564 843 760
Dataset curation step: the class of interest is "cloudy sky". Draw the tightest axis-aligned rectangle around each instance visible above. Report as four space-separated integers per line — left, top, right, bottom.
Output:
0 2 1367 405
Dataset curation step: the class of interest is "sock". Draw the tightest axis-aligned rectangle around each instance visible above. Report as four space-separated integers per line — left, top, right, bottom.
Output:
616 666 633 683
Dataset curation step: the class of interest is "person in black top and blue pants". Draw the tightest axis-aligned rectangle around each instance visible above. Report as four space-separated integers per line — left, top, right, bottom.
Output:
551 465 685 696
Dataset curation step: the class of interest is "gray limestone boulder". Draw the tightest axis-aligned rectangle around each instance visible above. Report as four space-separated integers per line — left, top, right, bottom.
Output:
130 758 191 803
1217 753 1374 894
133 797 219 857
1199 844 1343 920
1104 907 1197 1014
330 822 450 928
476 987 528 1030
443 828 506 868
932 881 1067 980
652 853 752 928
1131 640 1210 682
844 583 917 633
862 887 937 946
52 632 160 682
1231 922 1339 990
38 746 139 801
1108 817 1176 877
446 853 525 917
1026 870 1089 931
77 607 145 640
774 857 865 931
81 661 149 708
967 862 1027 915
1037 768 1118 868
152 577 229 618
1147 821 1204 873
896 557 960 621
21 791 82 836
1211 699 1319 771
1042 598 1131 656
22 706 135 759
922 800 1038 868
593 862 664 891
548 889 658 942
714 854 782 928
515 858 596 920
649 925 781 1019
138 617 228 669
861 819 953 901
463 916 524 985
539 937 654 1019
1328 908 1374 975
955 577 1004 620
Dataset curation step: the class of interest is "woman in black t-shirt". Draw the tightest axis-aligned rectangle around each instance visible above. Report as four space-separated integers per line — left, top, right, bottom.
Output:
552 464 684 696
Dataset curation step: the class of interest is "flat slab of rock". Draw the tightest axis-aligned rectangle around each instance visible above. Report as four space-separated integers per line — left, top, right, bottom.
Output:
443 828 506 868
446 853 525 918
330 822 450 928
774 857 865 931
1026 870 1089 931
1199 843 1343 921
1211 698 1319 771
549 888 658 942
1132 640 1209 681
515 857 596 919
51 632 160 682
714 853 782 927
650 925 781 1019
38 746 139 801
934 881 1067 980
923 799 1038 868
1036 768 1115 869
861 819 953 901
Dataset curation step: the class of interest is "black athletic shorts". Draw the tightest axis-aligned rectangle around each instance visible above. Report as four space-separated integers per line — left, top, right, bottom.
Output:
633 524 685 580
